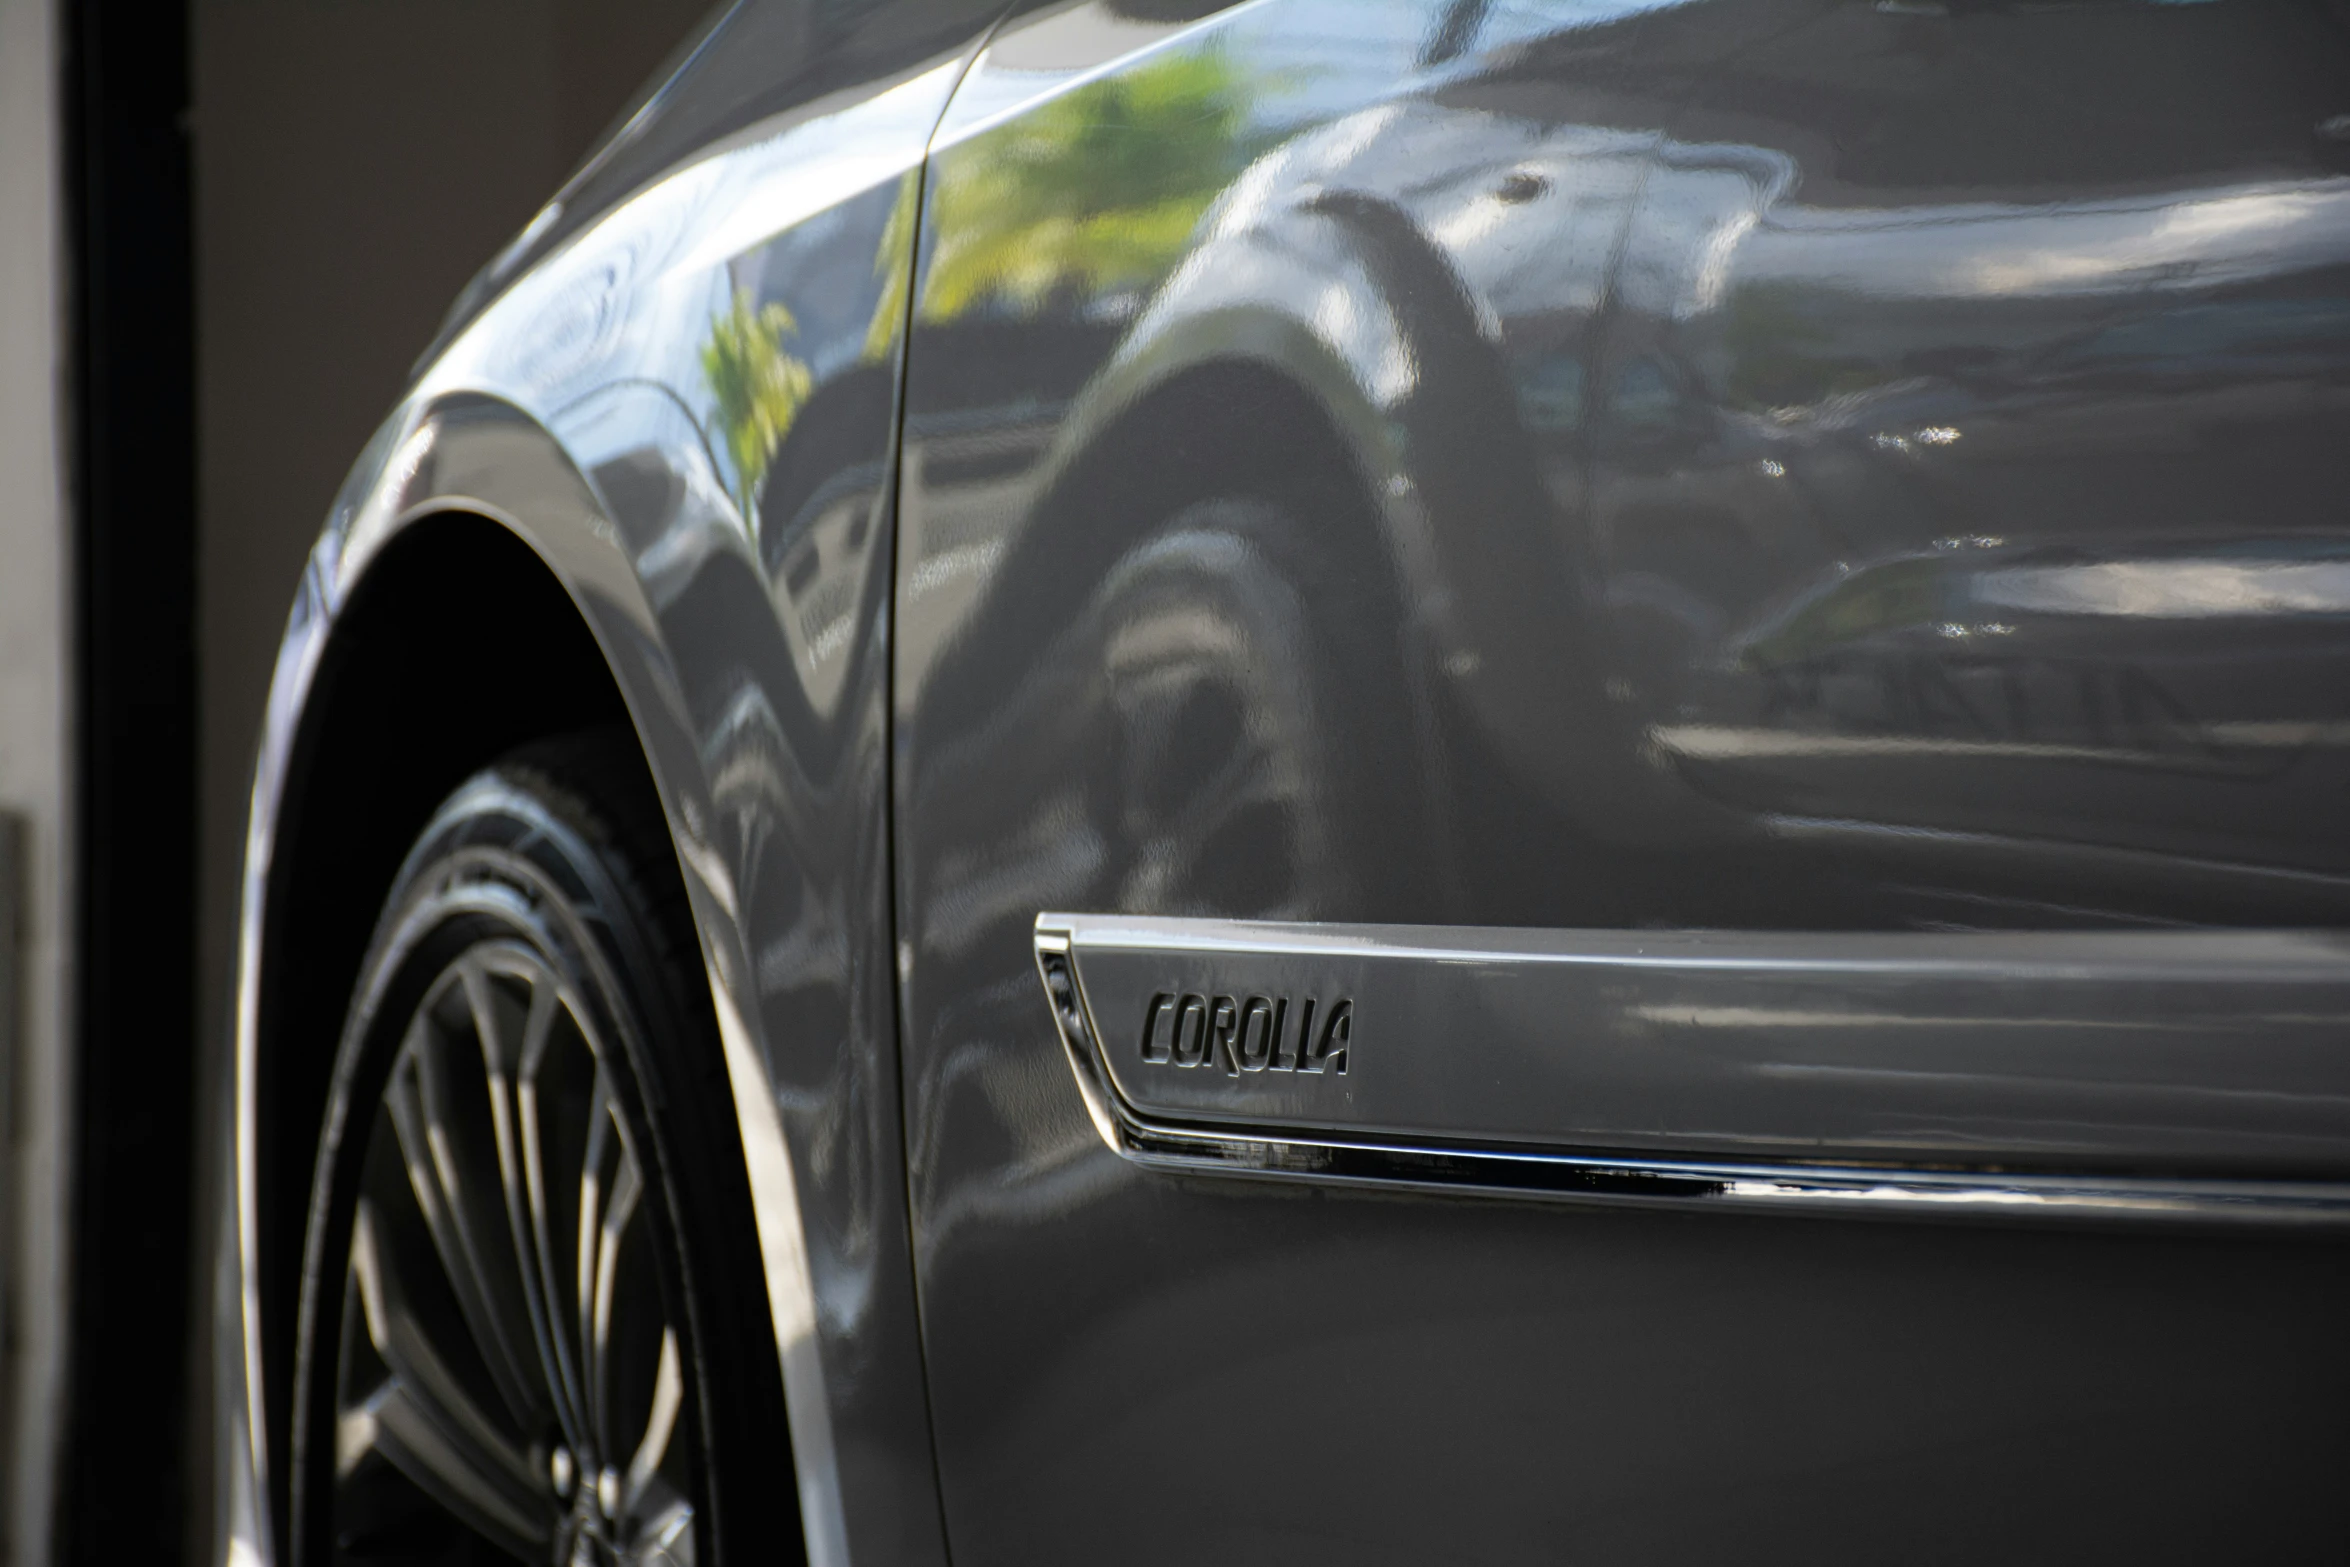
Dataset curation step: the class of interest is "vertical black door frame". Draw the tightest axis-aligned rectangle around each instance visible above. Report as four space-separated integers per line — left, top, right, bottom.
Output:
59 0 197 1557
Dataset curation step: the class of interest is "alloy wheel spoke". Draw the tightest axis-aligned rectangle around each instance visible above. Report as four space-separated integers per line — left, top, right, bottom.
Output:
383 1013 547 1430
622 1329 686 1520
588 1132 645 1464
334 938 698 1564
620 1481 697 1567
338 1199 553 1560
569 1061 624 1474
477 952 595 1454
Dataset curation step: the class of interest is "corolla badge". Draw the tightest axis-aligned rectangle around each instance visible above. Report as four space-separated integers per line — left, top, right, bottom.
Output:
1139 991 1351 1076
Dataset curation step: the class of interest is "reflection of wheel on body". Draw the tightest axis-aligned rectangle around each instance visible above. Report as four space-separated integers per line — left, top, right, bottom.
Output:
1088 496 1423 921
290 732 783 1566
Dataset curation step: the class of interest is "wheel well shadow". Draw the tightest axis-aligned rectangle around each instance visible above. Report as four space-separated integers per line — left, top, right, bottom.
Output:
253 511 629 1543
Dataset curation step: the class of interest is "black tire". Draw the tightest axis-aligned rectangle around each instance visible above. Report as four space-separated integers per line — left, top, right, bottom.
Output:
288 728 791 1566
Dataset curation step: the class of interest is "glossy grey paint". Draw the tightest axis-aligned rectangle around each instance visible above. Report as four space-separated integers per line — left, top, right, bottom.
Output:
893 0 2350 1560
902 0 2350 938
1049 914 2350 1173
222 3 1010 1562
227 0 2350 1563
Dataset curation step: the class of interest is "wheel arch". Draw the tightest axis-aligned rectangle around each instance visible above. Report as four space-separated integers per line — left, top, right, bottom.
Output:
247 507 627 1543
226 392 823 1566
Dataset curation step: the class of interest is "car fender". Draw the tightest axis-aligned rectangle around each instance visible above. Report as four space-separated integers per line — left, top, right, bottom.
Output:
226 384 883 1567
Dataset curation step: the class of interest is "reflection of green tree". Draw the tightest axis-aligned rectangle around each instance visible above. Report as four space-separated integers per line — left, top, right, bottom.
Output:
865 174 923 361
866 47 1253 353
703 286 813 514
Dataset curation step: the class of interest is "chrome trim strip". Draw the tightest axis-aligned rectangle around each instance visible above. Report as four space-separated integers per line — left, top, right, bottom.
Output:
1034 914 2350 1227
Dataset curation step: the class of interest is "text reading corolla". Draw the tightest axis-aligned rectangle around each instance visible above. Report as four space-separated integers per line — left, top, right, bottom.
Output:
1140 991 1351 1076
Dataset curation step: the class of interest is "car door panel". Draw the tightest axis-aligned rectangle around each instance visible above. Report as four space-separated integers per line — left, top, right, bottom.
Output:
892 1 2350 1561
1580 0 2350 915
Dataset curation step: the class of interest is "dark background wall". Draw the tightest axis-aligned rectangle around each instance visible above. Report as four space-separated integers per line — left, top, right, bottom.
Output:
194 0 720 1057
179 1 714 1556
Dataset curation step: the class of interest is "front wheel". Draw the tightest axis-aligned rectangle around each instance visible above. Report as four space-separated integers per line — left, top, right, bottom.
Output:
288 732 787 1566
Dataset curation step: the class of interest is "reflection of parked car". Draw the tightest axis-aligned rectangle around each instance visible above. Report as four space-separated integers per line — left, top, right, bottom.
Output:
223 1 2350 1564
